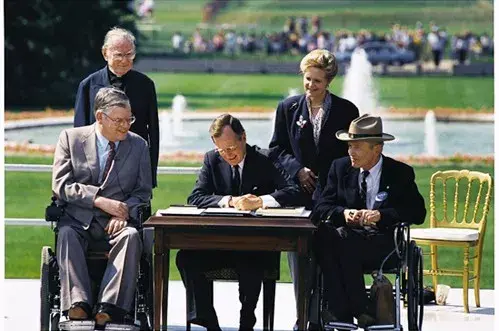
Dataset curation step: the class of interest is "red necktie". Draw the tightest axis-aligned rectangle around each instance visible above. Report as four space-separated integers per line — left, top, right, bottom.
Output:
102 141 116 183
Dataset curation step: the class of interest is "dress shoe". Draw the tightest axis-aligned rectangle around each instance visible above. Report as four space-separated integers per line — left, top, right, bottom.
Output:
356 313 376 329
68 301 92 320
94 302 127 326
189 317 222 331
308 322 320 330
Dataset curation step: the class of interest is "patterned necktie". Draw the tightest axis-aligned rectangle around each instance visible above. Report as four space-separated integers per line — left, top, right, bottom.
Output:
102 141 116 183
360 170 370 208
232 165 241 196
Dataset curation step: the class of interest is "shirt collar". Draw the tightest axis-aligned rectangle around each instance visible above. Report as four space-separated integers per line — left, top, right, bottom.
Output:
361 155 383 178
107 66 129 81
95 124 120 149
236 156 246 172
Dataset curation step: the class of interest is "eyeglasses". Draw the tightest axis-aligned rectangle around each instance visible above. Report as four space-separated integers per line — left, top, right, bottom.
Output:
216 145 238 155
109 51 136 61
102 112 136 126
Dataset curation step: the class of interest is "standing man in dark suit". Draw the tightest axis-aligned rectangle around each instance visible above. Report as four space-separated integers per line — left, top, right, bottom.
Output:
53 87 152 326
313 114 426 329
74 27 159 188
176 114 302 331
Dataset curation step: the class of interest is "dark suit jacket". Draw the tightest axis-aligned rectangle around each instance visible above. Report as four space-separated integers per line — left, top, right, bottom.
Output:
188 145 302 208
269 92 359 203
313 155 426 230
74 67 159 187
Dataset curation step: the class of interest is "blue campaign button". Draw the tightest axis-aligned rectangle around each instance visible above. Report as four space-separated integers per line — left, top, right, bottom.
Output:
375 191 388 202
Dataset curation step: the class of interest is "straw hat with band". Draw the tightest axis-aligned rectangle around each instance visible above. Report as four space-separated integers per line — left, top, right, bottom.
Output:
336 114 395 142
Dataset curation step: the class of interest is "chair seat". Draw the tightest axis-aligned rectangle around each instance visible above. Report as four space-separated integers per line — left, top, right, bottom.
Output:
412 228 479 242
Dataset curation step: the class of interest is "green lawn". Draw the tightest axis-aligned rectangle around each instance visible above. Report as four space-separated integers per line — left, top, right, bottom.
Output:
4 159 494 289
147 73 494 110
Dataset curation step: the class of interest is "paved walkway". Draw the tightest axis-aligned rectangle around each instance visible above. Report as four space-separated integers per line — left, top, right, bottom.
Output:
3 279 494 330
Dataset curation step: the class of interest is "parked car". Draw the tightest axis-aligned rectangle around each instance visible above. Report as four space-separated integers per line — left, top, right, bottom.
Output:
335 41 416 65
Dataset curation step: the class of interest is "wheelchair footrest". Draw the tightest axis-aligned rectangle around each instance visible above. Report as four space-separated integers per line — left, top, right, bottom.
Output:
366 324 396 331
324 322 358 330
59 320 139 331
59 320 95 331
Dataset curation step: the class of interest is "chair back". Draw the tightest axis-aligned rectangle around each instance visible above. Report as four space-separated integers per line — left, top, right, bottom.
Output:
429 170 492 238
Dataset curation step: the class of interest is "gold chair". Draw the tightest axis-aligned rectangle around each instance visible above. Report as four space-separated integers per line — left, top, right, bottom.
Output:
411 170 492 313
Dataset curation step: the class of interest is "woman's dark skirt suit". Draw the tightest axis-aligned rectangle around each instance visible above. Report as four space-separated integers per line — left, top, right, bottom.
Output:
269 91 359 326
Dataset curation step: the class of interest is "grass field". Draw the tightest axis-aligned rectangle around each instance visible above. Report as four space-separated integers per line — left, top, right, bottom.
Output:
4 156 494 289
147 72 494 110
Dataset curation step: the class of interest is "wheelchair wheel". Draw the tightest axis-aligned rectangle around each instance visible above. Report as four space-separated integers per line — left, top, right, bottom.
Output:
407 241 424 331
41 246 59 331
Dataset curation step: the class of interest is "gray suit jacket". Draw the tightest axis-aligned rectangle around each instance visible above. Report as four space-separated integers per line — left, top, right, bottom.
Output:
52 124 152 229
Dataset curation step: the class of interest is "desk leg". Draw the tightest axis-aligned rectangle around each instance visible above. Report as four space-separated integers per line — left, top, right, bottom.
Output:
162 240 170 330
297 235 309 331
154 229 164 331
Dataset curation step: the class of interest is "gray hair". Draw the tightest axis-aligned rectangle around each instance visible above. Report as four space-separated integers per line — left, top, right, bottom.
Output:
94 87 131 114
102 27 136 51
209 113 245 139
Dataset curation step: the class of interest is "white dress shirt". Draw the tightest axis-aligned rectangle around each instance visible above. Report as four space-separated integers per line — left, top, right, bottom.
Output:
218 157 280 208
358 156 383 209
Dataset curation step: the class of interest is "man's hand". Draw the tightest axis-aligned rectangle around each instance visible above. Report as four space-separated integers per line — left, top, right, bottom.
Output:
105 217 128 236
234 194 263 211
363 210 381 226
297 167 317 194
344 208 364 226
94 196 129 220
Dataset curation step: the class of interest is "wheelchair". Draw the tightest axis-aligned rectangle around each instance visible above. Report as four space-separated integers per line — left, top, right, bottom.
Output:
40 196 154 331
317 223 424 331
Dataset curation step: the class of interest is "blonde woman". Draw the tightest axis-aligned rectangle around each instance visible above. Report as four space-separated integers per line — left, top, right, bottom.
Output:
269 49 359 330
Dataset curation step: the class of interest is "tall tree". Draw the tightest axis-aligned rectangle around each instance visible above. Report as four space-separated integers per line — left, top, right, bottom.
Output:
5 0 137 108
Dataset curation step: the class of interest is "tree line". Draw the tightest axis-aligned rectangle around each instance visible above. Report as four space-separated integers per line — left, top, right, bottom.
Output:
5 0 139 108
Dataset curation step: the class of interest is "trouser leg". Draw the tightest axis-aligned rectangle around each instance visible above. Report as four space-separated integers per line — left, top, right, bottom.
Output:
314 224 352 320
288 250 318 324
57 225 91 312
236 252 266 329
176 250 220 326
98 227 142 312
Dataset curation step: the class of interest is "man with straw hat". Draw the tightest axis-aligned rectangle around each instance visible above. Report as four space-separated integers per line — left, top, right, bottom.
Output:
312 114 426 328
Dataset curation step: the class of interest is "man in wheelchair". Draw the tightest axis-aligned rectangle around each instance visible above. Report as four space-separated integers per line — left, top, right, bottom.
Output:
312 114 426 329
50 87 152 327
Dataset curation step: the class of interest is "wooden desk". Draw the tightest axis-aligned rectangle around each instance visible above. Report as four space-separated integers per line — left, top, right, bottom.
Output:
144 214 316 331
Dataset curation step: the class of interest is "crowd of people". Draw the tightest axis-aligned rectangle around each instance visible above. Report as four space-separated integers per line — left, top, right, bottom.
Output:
169 17 493 66
50 26 429 331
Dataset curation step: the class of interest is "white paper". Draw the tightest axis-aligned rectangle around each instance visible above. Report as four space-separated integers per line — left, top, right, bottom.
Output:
255 207 311 218
203 207 253 215
156 206 205 216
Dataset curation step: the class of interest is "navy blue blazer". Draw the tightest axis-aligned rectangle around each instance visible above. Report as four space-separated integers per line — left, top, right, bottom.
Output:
73 67 159 187
269 92 359 202
188 145 302 208
312 155 426 231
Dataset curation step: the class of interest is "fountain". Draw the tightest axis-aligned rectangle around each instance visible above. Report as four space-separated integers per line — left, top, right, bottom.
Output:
424 110 439 156
171 94 195 138
342 48 380 115
159 111 179 147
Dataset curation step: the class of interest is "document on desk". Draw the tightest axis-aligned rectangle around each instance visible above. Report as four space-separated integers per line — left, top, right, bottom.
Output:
203 208 254 215
255 207 311 217
157 206 205 216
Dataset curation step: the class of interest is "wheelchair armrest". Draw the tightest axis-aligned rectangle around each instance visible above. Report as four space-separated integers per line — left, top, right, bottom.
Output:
45 195 64 223
130 202 152 228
